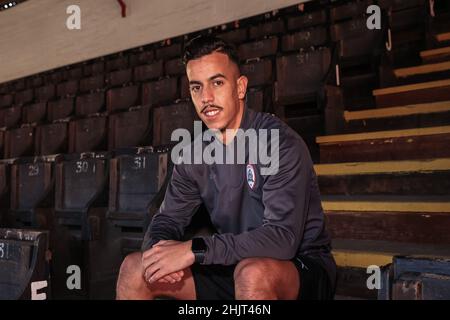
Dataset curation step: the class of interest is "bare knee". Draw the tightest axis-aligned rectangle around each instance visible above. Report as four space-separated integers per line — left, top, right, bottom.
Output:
234 258 278 299
116 252 149 299
119 252 143 280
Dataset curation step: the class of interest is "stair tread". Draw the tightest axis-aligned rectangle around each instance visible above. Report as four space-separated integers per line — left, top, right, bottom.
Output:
373 79 450 96
344 100 450 121
316 125 450 144
322 195 450 213
315 158 450 175
420 46 450 58
436 32 450 42
394 61 450 78
332 239 450 268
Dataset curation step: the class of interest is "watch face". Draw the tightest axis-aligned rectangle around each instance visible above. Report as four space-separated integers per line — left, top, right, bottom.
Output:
192 237 207 252
192 238 206 264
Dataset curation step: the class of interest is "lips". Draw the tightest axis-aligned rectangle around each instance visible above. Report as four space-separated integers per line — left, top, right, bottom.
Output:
202 107 222 119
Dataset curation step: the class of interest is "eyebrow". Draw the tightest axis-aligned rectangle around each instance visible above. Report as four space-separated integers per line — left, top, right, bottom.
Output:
189 73 227 85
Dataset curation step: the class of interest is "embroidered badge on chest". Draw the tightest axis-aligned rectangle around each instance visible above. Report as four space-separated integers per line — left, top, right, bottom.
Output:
246 164 256 189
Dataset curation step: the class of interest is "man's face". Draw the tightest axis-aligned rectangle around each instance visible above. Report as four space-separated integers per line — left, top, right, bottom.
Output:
186 51 248 132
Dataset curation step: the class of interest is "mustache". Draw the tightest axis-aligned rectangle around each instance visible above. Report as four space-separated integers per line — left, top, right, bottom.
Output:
201 104 223 113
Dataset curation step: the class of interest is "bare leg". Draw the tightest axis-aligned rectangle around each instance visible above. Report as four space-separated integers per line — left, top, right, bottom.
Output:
116 252 197 300
234 258 300 300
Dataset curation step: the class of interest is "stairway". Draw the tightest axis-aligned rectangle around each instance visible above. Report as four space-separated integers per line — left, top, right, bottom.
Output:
320 9 450 298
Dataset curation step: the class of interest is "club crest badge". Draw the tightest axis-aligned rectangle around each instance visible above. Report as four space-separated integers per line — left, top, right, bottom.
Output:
246 164 256 189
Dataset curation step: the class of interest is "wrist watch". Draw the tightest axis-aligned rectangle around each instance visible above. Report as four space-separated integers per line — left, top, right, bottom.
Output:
191 237 207 264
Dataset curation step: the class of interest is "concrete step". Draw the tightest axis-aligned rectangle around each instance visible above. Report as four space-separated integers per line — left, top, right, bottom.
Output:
333 238 450 269
315 158 450 196
420 46 450 63
373 79 450 108
394 61 450 78
317 125 450 163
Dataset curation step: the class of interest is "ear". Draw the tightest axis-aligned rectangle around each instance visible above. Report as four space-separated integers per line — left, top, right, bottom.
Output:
236 75 249 100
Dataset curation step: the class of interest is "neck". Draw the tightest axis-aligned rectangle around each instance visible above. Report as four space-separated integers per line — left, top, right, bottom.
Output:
217 101 245 145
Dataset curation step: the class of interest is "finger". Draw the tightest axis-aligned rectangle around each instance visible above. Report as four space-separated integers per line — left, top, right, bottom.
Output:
176 270 185 279
154 240 168 246
158 274 177 284
142 246 160 259
157 273 180 284
142 254 159 271
149 269 166 284
144 264 161 282
165 274 179 283
171 271 183 281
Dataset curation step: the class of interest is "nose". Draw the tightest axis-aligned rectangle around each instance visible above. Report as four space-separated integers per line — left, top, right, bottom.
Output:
201 85 214 105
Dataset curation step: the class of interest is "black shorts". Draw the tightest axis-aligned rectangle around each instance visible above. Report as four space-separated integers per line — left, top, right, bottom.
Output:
190 256 334 300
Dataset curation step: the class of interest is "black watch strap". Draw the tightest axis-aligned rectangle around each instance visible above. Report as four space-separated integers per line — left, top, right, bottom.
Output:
191 237 207 264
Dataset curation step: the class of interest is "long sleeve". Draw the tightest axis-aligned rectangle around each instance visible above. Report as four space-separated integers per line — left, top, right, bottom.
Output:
141 162 202 251
201 132 313 265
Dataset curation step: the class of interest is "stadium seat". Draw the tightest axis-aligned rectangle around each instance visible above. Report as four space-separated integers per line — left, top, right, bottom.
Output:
217 28 248 44
68 114 108 153
35 122 69 156
108 147 169 227
65 66 83 80
249 19 285 40
0 160 11 226
47 98 74 122
79 75 105 93
14 89 34 106
282 26 328 52
238 37 279 61
241 58 273 87
129 49 155 67
246 88 264 112
330 17 383 63
0 106 22 129
0 229 50 300
45 70 66 85
141 77 178 106
152 101 199 146
12 79 26 91
9 156 57 224
56 80 79 98
105 55 129 72
381 255 450 300
26 76 44 89
180 76 190 99
106 85 139 113
35 84 56 102
0 84 11 95
155 42 182 60
330 0 374 22
287 10 327 31
4 126 35 158
106 69 133 87
133 60 164 82
108 106 151 150
165 58 185 76
53 152 121 299
0 132 4 159
75 92 105 117
275 48 331 105
55 153 108 215
378 0 425 11
0 94 13 109
83 61 105 77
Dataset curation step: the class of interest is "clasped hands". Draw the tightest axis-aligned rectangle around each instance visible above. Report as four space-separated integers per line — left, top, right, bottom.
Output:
141 240 195 284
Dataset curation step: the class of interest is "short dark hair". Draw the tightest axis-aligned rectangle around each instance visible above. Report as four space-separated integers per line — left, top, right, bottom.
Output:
183 35 240 72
